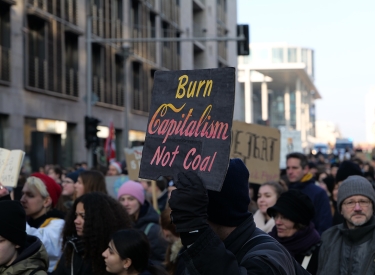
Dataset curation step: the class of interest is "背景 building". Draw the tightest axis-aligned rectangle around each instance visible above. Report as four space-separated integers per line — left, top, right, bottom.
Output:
238 42 321 149
0 0 239 171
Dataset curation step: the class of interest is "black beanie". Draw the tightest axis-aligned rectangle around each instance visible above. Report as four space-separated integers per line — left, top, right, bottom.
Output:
335 161 363 183
207 158 251 227
0 201 27 247
267 190 315 226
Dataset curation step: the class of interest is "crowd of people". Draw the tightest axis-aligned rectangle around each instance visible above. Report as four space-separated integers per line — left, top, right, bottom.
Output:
1 150 375 274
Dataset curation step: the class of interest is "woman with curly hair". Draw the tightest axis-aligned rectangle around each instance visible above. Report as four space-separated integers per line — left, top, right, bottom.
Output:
54 192 132 275
102 229 168 275
74 170 107 198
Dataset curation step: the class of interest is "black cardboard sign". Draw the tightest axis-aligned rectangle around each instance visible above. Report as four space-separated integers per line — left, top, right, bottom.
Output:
139 67 235 191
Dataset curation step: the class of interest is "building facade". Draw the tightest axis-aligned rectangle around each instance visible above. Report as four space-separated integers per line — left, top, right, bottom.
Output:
0 0 239 171
238 42 321 149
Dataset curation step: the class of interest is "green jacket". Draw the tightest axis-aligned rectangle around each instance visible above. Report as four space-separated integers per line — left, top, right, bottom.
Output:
0 235 49 275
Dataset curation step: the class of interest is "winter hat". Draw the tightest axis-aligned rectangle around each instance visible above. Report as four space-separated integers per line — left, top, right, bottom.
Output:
207 158 251 227
335 161 363 183
110 161 122 174
117 180 145 204
30 172 62 207
0 201 27 247
65 168 84 183
267 189 315 226
337 175 375 211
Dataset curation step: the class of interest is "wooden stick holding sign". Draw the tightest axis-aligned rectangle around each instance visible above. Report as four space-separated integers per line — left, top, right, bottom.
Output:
151 180 159 212
139 68 236 191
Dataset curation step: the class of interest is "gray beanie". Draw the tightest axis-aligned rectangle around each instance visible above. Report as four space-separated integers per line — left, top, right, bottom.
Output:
337 175 375 211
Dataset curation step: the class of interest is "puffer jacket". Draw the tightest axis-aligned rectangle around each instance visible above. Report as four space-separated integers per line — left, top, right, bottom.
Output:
135 200 168 264
0 235 48 275
317 217 375 275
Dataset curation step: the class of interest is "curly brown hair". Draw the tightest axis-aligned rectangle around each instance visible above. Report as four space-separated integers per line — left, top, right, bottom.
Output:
62 192 131 274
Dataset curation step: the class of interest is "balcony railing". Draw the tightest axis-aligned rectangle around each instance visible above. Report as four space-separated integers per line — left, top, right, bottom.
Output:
65 67 78 97
28 56 48 90
0 47 10 83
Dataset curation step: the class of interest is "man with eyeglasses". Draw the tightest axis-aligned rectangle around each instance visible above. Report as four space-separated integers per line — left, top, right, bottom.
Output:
317 175 375 275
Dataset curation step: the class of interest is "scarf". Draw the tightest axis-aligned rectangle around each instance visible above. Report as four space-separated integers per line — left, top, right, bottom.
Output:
269 222 321 256
339 216 375 245
253 210 275 233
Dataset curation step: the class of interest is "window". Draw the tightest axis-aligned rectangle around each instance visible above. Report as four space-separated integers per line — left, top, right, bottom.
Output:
92 43 104 102
64 32 78 96
115 55 124 106
272 48 283 63
0 2 10 83
288 48 297 63
27 15 47 90
132 62 141 111
0 115 5 147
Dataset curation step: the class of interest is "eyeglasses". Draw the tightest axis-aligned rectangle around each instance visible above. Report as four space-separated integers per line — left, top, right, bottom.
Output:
342 199 371 208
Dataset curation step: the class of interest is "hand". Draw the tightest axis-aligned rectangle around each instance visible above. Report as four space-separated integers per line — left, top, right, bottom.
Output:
169 172 208 233
0 183 9 198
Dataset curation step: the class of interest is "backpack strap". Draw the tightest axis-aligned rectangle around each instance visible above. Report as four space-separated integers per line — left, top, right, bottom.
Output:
144 223 155 236
29 267 45 275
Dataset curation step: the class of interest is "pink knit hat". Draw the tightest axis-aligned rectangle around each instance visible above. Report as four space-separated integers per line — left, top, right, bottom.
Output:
117 180 145 204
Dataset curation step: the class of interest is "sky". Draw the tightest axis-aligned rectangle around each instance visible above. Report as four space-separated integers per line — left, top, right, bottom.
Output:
237 0 375 143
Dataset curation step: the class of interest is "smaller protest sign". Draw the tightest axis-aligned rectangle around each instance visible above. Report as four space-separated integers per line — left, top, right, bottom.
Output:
230 121 280 184
105 175 129 199
139 67 236 191
124 146 143 180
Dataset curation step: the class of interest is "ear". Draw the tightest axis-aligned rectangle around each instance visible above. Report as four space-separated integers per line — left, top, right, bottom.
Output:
43 196 53 208
123 258 132 269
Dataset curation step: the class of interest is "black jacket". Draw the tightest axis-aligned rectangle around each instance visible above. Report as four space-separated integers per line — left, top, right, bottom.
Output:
135 201 168 264
180 215 308 274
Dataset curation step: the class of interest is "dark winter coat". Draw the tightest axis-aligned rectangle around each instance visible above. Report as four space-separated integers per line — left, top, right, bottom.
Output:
180 215 308 274
294 243 320 275
135 201 168 265
289 177 332 235
0 235 48 275
317 217 375 275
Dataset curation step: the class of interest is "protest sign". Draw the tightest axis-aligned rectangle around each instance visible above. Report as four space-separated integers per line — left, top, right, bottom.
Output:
105 175 129 199
124 146 143 180
0 148 25 187
230 121 280 184
139 67 236 191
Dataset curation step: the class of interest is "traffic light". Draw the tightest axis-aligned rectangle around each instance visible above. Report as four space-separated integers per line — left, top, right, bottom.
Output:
237 24 250 56
85 116 100 149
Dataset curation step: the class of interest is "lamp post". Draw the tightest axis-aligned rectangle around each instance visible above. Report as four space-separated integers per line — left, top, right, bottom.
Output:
123 45 132 149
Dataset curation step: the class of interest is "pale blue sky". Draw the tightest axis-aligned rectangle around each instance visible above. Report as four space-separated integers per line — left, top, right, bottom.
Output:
237 0 375 143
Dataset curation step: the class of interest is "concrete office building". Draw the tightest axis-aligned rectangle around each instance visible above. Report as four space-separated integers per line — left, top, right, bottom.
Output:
238 42 321 148
0 0 239 171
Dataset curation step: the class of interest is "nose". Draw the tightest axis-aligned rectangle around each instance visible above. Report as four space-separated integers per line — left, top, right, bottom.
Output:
354 202 362 211
102 249 108 258
74 216 81 225
20 194 26 203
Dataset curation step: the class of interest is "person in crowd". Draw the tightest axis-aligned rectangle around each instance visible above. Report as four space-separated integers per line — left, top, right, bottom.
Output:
318 176 375 275
308 162 319 179
0 200 49 275
48 166 63 185
331 160 363 225
268 190 321 274
74 170 107 198
286 152 332 234
329 162 340 178
247 183 259 213
21 173 64 273
160 207 185 275
107 161 123 176
253 181 284 233
56 169 82 215
54 192 132 275
117 181 167 265
169 158 309 274
102 229 168 275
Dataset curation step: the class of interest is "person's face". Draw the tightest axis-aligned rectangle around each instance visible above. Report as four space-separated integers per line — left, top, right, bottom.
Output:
319 173 327 183
332 181 342 202
119 195 141 216
48 169 58 181
341 195 373 229
62 178 75 196
0 236 19 266
286 158 308 183
107 165 120 176
102 240 127 274
309 167 318 176
331 167 338 177
74 202 85 236
257 185 278 215
20 184 47 219
162 229 179 244
74 177 85 198
274 213 298 238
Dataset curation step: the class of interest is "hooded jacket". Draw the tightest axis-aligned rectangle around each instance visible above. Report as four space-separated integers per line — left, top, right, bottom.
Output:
289 174 332 235
135 200 168 264
0 235 48 275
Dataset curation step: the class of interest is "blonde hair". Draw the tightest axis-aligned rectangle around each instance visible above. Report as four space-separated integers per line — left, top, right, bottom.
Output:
26 176 49 198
